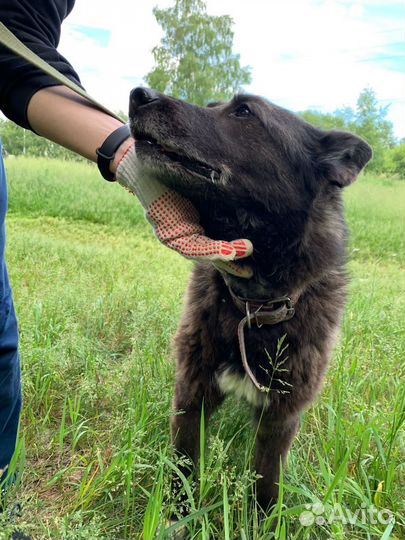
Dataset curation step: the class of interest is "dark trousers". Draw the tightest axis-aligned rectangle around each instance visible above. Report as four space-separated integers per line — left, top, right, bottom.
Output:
0 142 21 479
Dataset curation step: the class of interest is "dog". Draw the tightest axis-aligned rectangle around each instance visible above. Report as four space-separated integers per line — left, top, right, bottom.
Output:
128 87 372 510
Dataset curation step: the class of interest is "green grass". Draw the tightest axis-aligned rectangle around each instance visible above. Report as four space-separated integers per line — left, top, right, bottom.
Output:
1 157 404 540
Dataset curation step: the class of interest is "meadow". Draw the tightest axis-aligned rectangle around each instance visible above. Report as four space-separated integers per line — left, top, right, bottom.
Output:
0 156 404 540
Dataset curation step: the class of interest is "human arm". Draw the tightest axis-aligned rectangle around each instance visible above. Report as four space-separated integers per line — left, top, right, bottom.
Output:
0 1 253 275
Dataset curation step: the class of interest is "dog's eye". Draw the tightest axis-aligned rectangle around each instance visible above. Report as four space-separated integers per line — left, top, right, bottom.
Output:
233 104 253 118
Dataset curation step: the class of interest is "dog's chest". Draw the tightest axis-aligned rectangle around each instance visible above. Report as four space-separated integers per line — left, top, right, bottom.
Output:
216 367 269 408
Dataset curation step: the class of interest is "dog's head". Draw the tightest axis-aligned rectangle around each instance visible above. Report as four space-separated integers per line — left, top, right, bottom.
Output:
128 87 372 214
128 88 372 294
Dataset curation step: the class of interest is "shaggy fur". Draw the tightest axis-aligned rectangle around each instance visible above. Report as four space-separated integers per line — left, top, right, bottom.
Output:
128 87 372 509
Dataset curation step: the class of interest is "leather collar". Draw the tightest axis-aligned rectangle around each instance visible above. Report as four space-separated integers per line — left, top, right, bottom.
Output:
227 285 297 326
227 285 299 393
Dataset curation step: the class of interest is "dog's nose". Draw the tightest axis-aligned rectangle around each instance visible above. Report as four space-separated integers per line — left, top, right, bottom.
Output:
130 87 159 108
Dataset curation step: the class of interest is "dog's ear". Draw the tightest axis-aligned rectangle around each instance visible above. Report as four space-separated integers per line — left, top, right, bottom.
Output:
318 131 372 187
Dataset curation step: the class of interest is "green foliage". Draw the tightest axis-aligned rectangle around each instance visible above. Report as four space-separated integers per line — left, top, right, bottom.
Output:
383 142 405 179
300 109 348 131
2 158 405 539
355 88 395 172
145 0 251 105
301 88 398 175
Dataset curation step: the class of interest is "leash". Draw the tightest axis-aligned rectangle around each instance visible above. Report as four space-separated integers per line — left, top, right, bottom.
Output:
228 286 298 393
0 22 122 122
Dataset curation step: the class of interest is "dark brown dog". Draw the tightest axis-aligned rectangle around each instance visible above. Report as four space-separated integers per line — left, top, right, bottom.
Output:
128 87 372 510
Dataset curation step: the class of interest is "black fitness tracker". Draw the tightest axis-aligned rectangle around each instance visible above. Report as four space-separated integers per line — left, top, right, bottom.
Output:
96 124 131 181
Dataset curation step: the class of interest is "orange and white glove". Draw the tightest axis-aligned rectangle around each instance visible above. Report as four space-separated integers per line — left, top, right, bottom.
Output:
115 144 253 278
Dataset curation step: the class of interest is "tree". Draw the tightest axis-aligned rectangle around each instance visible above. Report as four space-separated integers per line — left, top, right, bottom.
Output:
354 88 395 172
384 143 405 179
145 0 251 106
300 88 397 174
300 110 348 131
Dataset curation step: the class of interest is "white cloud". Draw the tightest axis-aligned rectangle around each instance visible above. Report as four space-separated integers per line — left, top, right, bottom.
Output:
59 1 167 113
58 0 404 138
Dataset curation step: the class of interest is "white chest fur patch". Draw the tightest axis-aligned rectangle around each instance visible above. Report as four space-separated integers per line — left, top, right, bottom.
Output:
216 368 269 408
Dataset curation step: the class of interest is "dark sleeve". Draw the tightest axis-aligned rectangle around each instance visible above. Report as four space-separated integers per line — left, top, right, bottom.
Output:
0 0 83 129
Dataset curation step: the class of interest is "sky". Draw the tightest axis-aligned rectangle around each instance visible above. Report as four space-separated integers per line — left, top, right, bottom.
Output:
59 0 405 138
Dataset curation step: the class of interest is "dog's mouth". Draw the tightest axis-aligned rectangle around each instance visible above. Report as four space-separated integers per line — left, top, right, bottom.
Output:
134 131 221 182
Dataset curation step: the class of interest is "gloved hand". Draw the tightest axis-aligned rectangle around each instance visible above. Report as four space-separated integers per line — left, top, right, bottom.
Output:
115 143 253 278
